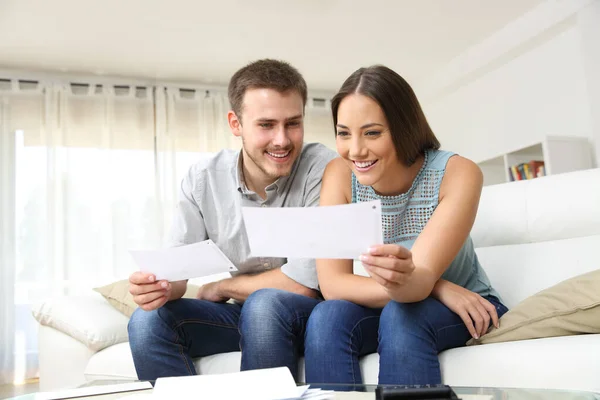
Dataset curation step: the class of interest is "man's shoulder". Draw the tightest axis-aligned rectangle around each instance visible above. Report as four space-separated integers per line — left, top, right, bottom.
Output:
299 142 338 173
186 149 239 186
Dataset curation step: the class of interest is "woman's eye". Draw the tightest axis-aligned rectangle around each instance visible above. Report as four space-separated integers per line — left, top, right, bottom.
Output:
365 131 381 136
336 131 349 137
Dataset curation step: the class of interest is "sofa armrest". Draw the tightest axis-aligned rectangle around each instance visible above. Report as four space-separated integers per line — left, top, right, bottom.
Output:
32 292 129 352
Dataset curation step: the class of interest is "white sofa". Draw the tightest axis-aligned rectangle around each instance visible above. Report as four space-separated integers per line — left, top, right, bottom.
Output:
33 168 600 393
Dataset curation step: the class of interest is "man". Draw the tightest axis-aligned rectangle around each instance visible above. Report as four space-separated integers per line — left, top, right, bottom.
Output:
127 59 337 381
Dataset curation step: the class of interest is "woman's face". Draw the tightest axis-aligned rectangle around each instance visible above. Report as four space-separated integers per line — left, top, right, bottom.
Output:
335 94 401 191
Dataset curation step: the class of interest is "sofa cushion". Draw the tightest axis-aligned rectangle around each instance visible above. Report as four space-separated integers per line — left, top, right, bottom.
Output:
32 293 130 352
93 279 200 317
468 269 600 345
83 335 600 392
441 334 600 393
475 235 600 308
471 168 600 248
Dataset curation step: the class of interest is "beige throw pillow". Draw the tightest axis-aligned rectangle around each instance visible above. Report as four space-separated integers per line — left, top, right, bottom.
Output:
94 279 201 318
468 269 600 345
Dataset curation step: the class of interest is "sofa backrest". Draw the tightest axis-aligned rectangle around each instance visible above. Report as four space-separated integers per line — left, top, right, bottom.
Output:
472 168 600 308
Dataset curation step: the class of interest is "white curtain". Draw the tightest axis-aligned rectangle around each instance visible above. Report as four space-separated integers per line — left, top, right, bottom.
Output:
1 80 160 383
154 87 240 233
1 87 16 385
1 81 47 385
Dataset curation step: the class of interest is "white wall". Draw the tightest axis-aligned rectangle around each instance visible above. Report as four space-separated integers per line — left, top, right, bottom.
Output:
421 0 599 165
305 108 336 150
578 0 600 165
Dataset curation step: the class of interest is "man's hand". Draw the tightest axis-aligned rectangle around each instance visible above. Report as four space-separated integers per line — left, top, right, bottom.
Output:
360 244 416 292
129 272 171 311
196 281 230 303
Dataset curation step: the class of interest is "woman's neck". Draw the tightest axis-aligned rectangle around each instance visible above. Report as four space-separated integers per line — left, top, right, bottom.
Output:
372 155 425 197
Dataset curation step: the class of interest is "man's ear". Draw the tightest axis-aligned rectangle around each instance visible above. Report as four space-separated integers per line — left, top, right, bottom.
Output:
228 111 242 137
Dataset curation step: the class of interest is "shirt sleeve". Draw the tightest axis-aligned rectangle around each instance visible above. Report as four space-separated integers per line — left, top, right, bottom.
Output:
166 166 208 247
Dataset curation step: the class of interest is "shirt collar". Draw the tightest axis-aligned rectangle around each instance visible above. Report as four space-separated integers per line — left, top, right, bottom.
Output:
234 150 247 194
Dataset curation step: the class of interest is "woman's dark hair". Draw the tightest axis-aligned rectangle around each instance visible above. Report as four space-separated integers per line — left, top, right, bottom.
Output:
331 65 440 166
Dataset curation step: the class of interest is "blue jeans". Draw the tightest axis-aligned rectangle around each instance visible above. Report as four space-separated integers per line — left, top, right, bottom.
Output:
128 288 321 381
304 296 507 387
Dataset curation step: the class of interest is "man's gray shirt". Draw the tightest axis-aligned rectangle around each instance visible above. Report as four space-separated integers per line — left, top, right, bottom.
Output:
168 142 338 290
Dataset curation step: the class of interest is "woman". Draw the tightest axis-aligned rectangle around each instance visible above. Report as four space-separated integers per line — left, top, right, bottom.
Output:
304 65 507 386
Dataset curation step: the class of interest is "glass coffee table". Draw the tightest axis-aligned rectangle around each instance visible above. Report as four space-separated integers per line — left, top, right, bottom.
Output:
7 380 600 399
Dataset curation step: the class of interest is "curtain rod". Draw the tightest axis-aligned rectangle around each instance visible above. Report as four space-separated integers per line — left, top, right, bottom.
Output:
0 69 335 100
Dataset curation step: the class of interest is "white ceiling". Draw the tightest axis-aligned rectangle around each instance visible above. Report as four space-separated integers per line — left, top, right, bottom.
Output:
0 0 545 92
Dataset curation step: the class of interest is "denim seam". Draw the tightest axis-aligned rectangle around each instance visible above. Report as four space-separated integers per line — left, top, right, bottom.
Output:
172 328 194 375
349 315 379 385
436 322 465 335
173 319 239 331
171 319 239 375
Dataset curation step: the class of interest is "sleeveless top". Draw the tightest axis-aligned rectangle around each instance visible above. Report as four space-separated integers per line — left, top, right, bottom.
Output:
351 149 501 300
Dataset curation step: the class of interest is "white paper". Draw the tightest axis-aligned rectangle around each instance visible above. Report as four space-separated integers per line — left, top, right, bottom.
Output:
242 200 383 260
153 367 309 400
34 381 152 400
129 240 238 282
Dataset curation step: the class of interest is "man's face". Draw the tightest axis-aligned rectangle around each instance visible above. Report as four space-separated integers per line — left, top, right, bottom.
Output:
229 88 304 182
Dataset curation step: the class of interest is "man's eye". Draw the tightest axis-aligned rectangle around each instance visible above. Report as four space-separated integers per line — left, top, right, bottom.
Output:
260 123 273 129
287 121 300 127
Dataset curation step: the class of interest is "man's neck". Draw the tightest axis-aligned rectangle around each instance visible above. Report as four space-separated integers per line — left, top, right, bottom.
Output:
241 155 276 200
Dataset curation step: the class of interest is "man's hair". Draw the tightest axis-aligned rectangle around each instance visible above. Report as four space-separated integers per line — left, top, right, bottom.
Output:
228 59 308 122
331 65 440 166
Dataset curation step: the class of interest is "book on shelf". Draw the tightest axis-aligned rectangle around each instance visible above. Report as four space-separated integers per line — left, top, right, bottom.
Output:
508 160 545 181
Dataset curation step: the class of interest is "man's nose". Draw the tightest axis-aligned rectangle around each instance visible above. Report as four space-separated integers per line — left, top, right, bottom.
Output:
271 125 291 148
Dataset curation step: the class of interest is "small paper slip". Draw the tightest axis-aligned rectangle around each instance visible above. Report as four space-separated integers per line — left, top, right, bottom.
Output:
242 200 383 259
129 240 238 282
153 367 332 400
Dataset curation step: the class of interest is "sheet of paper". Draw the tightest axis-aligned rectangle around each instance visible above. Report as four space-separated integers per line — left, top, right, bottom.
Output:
153 367 307 400
242 200 383 260
34 381 152 400
129 240 238 282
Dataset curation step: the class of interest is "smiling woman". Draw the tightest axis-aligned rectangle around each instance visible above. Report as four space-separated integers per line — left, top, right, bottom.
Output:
304 65 507 388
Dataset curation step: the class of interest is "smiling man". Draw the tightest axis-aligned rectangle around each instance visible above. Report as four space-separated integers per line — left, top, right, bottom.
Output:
126 59 337 381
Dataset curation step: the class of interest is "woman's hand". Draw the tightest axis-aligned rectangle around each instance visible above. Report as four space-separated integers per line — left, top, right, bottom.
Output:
433 280 499 339
360 244 416 292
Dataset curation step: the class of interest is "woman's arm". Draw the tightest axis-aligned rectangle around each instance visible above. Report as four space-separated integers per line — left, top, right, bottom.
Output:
316 158 391 308
361 156 484 303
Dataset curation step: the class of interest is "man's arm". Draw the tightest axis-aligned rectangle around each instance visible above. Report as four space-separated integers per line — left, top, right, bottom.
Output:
211 268 318 302
166 166 209 302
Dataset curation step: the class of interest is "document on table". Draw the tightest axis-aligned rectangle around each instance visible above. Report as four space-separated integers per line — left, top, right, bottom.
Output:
34 381 152 400
152 367 333 400
241 200 383 260
129 239 238 282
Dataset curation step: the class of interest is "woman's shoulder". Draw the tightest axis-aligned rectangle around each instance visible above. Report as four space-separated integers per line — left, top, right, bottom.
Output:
439 154 483 200
322 157 352 204
324 157 351 179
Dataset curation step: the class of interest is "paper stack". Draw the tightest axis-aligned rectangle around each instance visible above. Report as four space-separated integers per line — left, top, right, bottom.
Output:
150 367 334 400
